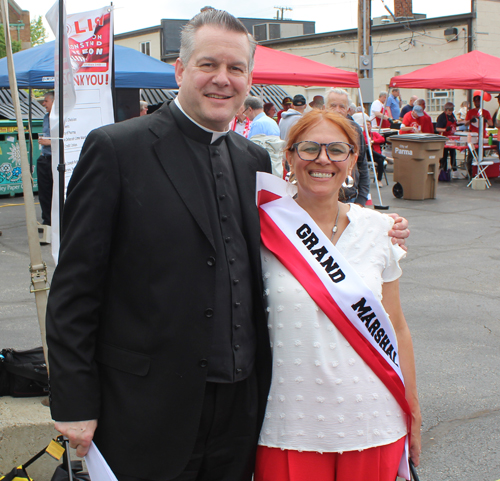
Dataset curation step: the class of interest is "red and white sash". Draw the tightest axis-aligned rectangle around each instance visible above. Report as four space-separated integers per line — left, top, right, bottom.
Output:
256 172 411 479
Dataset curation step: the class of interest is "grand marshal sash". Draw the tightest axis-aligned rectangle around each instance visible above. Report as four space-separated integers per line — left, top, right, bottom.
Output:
257 172 411 479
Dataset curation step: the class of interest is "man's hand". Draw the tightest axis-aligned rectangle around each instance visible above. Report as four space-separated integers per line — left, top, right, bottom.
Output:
54 420 98 457
388 213 409 252
39 137 51 146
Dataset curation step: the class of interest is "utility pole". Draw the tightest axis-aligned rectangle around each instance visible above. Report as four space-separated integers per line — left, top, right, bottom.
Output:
274 6 292 20
357 0 372 79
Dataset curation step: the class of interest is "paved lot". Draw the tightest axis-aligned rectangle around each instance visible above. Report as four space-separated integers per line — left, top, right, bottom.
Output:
1 170 500 481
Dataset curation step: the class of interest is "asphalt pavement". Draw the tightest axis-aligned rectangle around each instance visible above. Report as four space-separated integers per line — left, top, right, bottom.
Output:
1 170 500 481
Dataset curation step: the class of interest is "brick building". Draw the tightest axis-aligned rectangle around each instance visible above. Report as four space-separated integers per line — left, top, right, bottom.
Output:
2 0 31 50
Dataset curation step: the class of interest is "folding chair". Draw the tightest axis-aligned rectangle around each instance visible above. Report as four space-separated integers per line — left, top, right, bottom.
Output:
466 142 493 188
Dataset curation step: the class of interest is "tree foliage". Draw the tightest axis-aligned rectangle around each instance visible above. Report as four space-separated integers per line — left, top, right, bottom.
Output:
0 25 21 58
31 16 48 47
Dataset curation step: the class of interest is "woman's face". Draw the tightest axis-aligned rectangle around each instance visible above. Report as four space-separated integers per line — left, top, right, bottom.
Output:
266 105 277 118
288 119 357 202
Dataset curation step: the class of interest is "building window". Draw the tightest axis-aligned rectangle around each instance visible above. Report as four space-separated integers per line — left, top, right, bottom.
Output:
426 89 454 114
141 41 151 56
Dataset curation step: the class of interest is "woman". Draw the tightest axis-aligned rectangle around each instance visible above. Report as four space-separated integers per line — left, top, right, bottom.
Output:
264 102 277 121
255 110 421 481
436 102 458 175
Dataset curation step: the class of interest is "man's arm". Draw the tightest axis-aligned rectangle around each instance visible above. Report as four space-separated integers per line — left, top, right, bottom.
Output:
47 128 121 438
387 213 409 251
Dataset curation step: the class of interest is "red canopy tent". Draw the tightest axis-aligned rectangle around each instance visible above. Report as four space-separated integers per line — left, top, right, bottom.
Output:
389 50 500 91
253 45 359 88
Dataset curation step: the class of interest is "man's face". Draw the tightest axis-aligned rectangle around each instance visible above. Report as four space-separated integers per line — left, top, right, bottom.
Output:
235 104 246 122
245 106 259 121
473 97 481 109
42 95 54 113
392 90 399 98
380 94 387 103
325 93 349 118
175 26 253 131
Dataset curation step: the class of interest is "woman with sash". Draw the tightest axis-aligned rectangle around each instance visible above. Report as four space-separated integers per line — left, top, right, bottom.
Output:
255 110 421 481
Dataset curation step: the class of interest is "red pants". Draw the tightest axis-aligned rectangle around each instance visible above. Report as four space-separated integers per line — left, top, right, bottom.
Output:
255 437 406 481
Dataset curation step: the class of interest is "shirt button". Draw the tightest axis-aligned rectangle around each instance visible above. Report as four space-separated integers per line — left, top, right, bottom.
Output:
236 368 242 374
219 194 226 200
233 279 239 285
204 308 214 318
221 215 228 222
225 237 231 243
235 324 241 330
214 150 220 155
229 258 235 264
234 345 240 351
216 172 223 178
207 256 215 266
234 302 241 308
199 359 208 368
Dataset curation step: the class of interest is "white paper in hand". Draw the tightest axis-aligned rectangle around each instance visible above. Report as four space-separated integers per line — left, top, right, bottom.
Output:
85 442 118 481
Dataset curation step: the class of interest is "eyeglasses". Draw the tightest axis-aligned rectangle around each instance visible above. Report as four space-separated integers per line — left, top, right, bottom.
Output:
291 141 354 162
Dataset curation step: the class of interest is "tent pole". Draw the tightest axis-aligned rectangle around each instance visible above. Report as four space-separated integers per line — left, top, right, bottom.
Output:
57 0 65 234
29 86 33 179
358 87 388 209
0 0 50 369
478 90 484 165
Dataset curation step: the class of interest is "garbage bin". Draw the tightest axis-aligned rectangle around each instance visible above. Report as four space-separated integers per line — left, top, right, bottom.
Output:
0 119 43 196
387 134 446 200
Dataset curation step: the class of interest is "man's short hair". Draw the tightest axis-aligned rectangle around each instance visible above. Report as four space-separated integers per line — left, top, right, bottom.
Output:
180 9 257 71
391 88 399 95
379 91 388 99
244 96 263 110
45 90 54 99
325 88 351 106
444 102 454 110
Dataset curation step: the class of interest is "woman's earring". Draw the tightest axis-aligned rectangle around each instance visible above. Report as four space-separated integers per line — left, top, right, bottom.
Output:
343 175 354 188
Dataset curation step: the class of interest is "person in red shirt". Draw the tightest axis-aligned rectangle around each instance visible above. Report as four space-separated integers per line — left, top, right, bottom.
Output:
277 96 292 123
400 105 426 133
465 94 493 136
364 122 386 187
414 99 434 133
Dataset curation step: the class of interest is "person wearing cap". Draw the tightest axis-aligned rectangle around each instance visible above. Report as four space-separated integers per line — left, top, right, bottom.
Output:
279 94 307 140
400 104 426 133
465 91 493 136
245 96 280 138
414 99 434 133
277 96 292 123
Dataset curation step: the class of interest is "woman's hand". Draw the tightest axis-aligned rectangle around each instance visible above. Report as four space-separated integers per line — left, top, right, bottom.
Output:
409 409 422 466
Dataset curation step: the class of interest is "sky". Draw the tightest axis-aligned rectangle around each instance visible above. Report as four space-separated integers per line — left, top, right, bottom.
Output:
23 0 472 39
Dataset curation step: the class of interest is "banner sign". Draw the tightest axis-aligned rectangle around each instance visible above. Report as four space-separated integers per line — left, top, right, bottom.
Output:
46 3 114 262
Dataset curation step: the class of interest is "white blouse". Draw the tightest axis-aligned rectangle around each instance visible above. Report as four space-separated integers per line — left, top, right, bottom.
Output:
259 204 407 453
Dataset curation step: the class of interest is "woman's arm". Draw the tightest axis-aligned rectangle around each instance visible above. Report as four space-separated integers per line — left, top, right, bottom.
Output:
382 280 422 467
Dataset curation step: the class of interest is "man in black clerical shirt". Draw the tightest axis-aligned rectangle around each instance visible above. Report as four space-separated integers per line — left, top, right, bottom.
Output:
46 9 409 481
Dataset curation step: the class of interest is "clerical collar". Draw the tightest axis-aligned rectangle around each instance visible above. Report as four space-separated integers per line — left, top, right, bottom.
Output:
172 98 228 145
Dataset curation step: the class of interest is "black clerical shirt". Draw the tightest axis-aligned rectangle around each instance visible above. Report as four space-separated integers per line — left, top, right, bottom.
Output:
169 101 256 383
